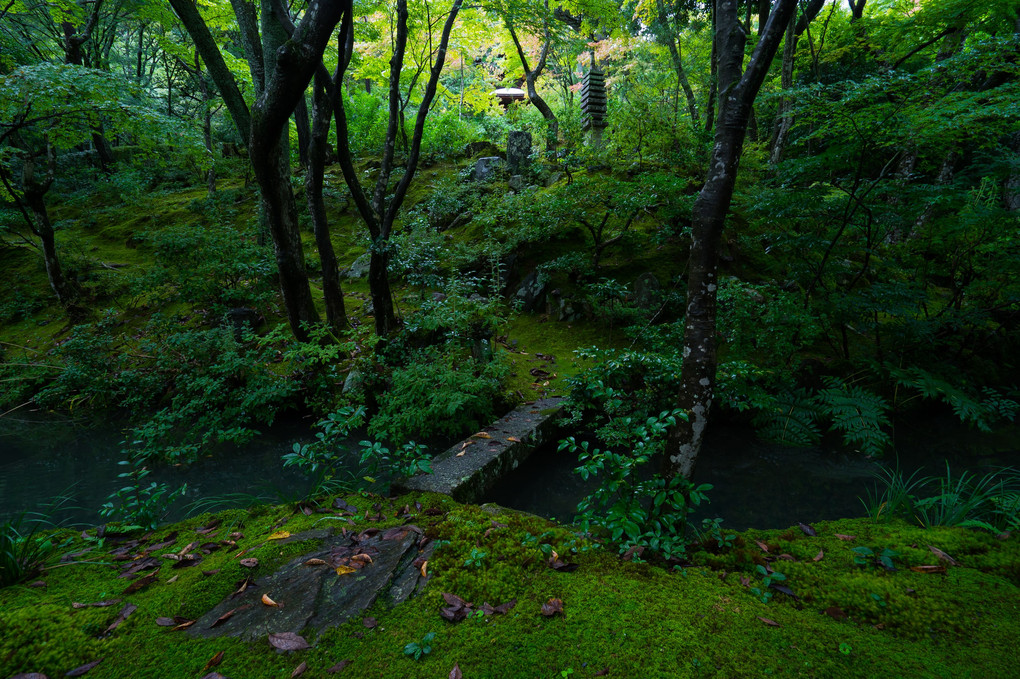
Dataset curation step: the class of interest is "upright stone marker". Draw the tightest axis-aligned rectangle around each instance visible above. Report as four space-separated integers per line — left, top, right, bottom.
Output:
507 131 532 173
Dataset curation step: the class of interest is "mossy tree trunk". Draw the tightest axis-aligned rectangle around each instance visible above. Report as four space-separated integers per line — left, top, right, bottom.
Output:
664 0 798 480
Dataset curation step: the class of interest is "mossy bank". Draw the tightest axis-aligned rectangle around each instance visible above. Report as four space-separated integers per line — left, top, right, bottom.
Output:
3 494 1019 679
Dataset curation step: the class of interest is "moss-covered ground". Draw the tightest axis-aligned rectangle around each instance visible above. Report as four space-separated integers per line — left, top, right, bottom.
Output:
3 495 1018 678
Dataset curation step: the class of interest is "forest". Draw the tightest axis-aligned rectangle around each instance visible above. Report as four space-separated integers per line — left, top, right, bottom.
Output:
1 0 1019 677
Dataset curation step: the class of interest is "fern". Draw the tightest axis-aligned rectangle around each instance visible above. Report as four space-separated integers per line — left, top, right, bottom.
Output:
754 389 823 447
888 366 1018 432
815 379 891 457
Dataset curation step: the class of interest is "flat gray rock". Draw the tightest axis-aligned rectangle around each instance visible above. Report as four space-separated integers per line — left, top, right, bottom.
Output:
189 527 433 642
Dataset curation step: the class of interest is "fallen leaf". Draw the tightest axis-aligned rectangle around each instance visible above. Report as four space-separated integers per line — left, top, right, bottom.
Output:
493 599 517 615
65 659 103 676
757 616 781 627
122 569 160 595
304 558 327 566
268 632 311 651
177 542 197 557
776 554 796 561
540 598 564 617
506 436 521 443
291 661 307 678
229 532 244 539
240 558 259 568
834 534 856 541
455 450 467 457
754 540 770 553
166 575 179 584
202 569 220 577
824 606 848 620
910 564 947 574
621 545 644 561
8 673 48 679
231 577 256 598
363 617 378 628
171 619 196 631
262 593 281 607
739 576 751 587
71 599 122 609
548 558 579 573
268 531 291 541
450 663 463 679
420 560 428 578
327 660 352 673
156 617 176 626
471 431 492 439
928 545 957 566
28 580 46 588
335 565 356 576
595 669 610 677
201 674 228 679
102 603 137 637
813 550 824 562
350 553 374 566
798 522 818 537
196 519 222 534
202 651 224 672
210 604 250 628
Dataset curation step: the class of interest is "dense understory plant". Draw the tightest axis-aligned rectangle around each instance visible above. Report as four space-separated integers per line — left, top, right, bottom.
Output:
0 512 65 588
861 463 1020 531
562 408 713 562
99 455 187 531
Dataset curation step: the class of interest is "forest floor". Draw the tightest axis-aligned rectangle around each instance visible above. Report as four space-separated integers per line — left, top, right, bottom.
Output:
2 495 1019 678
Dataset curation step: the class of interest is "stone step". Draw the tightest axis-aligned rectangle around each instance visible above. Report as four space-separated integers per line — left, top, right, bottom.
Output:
391 397 565 503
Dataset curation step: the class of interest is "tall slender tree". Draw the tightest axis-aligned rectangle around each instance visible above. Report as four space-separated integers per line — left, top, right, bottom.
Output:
663 0 798 479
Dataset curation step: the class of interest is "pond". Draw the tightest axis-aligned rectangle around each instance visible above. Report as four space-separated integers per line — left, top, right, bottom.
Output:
0 413 325 526
485 414 1020 530
1 409 1016 531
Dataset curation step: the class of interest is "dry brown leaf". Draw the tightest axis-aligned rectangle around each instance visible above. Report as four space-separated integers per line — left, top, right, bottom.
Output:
268 531 291 540
350 553 373 566
834 534 856 541
304 558 327 566
471 431 492 439
420 560 428 578
335 565 356 576
506 436 521 442
449 663 463 679
171 619 196 631
455 450 467 457
65 659 103 677
757 616 781 627
240 558 259 568
262 593 281 607
928 545 958 566
813 550 824 562
202 651 224 672
910 564 947 574
268 632 311 651
291 661 308 678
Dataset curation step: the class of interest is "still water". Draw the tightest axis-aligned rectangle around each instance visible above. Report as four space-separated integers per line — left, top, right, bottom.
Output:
486 415 1020 530
0 414 321 525
1 410 1017 531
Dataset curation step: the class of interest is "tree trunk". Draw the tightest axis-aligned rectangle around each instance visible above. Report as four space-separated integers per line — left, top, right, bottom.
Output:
848 0 866 21
307 73 349 335
664 0 798 480
506 17 557 153
769 0 825 164
22 151 79 308
294 94 311 169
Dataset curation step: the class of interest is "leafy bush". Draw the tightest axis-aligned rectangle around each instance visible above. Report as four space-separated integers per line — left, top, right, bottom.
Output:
562 409 714 563
367 346 510 445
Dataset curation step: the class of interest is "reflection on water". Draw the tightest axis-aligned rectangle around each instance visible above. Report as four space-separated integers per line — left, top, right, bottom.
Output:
0 414 326 525
2 409 1017 531
486 416 1020 531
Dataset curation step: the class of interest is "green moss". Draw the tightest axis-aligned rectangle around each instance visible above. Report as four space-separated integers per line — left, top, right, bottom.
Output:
4 502 1018 678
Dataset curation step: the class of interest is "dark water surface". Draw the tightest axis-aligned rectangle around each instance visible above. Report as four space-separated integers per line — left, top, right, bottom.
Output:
1 410 1017 531
0 414 322 525
486 416 1020 530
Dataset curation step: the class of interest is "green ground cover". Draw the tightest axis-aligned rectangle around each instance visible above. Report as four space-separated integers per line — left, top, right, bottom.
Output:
2 495 1018 679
